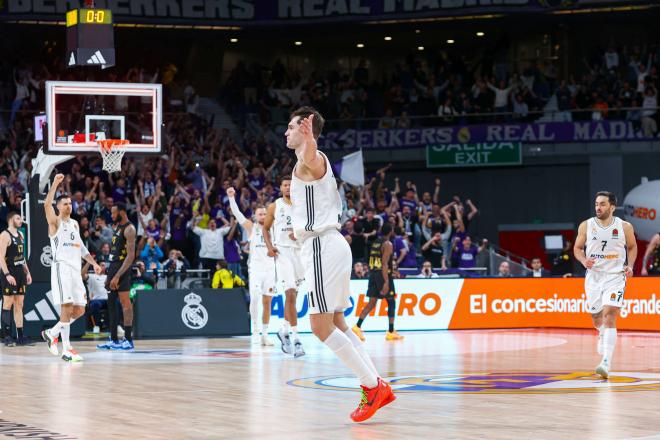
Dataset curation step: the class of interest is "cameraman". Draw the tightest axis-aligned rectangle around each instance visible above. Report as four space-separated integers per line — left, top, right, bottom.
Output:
163 249 190 288
132 261 157 289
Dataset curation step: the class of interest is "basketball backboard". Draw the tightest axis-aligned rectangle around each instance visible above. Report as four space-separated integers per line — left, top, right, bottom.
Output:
45 81 162 155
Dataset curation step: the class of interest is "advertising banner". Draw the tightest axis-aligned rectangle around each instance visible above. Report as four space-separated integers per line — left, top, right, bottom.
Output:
320 121 650 150
266 278 660 333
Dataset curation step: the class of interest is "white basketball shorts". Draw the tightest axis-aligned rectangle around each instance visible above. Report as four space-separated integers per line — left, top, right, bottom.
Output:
584 270 627 314
300 230 352 315
249 263 276 297
51 262 87 306
275 246 304 292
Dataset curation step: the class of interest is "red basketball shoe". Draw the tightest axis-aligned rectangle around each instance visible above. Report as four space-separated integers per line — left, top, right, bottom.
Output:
350 378 392 423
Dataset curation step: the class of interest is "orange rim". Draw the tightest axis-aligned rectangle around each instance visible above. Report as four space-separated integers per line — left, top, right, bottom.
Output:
97 139 129 152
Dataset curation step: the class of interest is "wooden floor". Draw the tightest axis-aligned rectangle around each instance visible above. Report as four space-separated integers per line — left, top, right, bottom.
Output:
0 329 659 440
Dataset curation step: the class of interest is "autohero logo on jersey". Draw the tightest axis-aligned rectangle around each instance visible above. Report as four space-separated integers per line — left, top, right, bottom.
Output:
181 292 208 330
588 253 620 260
40 246 52 267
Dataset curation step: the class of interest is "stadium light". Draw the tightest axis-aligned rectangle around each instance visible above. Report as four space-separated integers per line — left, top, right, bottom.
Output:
356 43 365 48
230 38 238 43
384 36 392 41
295 41 302 46
476 32 485 37
418 46 424 51
447 39 455 44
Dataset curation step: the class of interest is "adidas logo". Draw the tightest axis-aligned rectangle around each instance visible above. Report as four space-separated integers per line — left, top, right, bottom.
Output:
68 52 76 66
20 290 60 321
86 50 107 65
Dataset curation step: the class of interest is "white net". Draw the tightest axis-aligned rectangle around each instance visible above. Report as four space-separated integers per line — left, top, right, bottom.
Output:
97 140 128 173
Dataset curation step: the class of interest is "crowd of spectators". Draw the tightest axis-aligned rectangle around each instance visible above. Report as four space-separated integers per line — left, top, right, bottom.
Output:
224 43 660 135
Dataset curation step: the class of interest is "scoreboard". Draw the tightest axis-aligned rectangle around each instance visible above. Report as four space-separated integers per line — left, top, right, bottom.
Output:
66 8 115 68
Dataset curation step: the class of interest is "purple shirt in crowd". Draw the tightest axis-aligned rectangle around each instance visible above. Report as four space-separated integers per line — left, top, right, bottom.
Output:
112 186 127 203
400 197 417 212
453 246 479 269
146 224 161 241
400 240 418 268
224 238 241 264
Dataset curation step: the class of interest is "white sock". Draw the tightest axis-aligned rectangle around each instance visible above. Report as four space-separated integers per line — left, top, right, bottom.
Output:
262 324 269 336
344 328 380 379
602 328 617 366
291 326 299 341
281 320 290 333
60 323 71 351
49 321 65 337
324 329 378 389
249 294 260 335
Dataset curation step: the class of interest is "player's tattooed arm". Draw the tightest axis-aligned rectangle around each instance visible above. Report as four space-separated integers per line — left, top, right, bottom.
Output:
114 225 137 280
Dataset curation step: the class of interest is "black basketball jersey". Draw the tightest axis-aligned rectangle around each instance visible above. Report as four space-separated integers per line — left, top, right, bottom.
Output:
109 222 130 263
5 231 25 272
368 237 392 273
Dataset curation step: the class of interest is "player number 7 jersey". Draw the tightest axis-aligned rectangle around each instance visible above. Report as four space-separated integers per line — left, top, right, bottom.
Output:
585 216 627 274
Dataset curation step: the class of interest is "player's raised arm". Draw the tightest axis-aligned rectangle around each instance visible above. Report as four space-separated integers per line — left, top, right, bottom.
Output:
227 187 252 233
298 114 325 177
44 174 65 236
262 202 277 258
573 220 593 269
623 221 637 277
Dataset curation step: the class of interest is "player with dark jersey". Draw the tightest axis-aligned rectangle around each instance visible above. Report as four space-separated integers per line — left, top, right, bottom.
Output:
0 212 32 346
352 223 403 342
97 203 137 350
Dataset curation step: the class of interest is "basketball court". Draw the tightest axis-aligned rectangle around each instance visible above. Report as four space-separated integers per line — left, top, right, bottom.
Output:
0 329 658 439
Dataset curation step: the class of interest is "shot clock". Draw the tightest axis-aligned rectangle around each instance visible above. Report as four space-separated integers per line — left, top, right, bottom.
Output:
66 8 115 68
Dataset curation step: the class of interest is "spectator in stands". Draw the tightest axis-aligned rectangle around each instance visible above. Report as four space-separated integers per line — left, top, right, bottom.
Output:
398 234 418 268
451 236 485 270
96 243 111 265
88 217 113 253
192 217 233 273
83 260 109 334
416 261 439 279
512 93 529 121
163 249 190 288
139 237 164 270
642 85 658 137
528 257 551 278
421 232 448 270
352 262 368 279
552 240 575 276
378 109 396 129
488 79 514 115
360 208 381 251
133 261 158 289
497 261 512 277
211 260 246 289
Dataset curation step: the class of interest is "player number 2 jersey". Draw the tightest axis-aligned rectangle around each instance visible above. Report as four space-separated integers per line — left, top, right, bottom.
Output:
273 198 299 249
49 219 85 270
290 152 342 243
585 216 627 274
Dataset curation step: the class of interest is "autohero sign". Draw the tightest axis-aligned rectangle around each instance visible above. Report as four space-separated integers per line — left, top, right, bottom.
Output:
266 278 660 333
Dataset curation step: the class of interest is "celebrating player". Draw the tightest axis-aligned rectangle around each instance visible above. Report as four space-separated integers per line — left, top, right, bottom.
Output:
227 187 276 346
573 191 637 379
285 107 394 422
263 176 306 357
41 174 102 362
0 212 32 346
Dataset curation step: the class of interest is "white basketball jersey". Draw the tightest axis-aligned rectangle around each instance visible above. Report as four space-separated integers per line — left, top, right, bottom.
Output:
290 152 342 243
248 223 274 269
585 216 627 274
49 218 84 270
273 198 299 249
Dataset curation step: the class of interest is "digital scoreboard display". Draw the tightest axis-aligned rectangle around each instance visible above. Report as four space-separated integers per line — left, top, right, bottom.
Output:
66 8 115 68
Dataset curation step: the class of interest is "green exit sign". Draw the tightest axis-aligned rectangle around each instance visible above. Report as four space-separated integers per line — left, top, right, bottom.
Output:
426 142 522 168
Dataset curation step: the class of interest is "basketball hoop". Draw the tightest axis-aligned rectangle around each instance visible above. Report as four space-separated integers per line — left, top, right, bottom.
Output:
97 139 129 173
